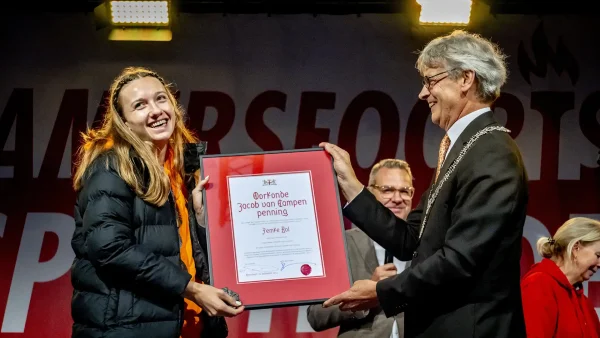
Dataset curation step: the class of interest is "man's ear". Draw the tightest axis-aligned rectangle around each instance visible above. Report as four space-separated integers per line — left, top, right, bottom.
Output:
461 70 476 93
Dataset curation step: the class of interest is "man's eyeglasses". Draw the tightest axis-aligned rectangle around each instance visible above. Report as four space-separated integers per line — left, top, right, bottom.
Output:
422 68 456 90
369 185 414 200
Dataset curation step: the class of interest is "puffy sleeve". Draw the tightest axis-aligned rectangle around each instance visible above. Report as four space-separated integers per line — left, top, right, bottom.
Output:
80 166 191 297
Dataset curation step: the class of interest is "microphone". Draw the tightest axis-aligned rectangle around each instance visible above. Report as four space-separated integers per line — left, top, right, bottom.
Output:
384 250 394 264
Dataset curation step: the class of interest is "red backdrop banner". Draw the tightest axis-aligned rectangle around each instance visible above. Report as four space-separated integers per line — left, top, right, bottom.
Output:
0 13 599 338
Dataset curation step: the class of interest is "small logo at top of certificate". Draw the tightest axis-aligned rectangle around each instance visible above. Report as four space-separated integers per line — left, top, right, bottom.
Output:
262 179 277 186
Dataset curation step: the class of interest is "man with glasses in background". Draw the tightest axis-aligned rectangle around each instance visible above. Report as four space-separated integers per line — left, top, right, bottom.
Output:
307 159 414 338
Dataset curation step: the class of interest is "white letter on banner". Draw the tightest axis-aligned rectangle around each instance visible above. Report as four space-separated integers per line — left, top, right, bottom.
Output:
296 305 316 332
1 213 75 333
247 308 273 332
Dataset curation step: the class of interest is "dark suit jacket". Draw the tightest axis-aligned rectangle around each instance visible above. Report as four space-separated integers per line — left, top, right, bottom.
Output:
307 228 404 338
343 111 529 338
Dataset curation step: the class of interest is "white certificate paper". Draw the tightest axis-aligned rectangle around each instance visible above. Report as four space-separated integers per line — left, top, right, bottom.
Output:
227 171 325 283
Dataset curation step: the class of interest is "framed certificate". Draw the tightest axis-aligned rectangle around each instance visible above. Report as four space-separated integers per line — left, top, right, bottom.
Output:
200 148 353 309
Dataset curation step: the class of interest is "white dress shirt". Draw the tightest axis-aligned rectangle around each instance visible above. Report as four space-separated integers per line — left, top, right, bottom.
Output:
373 240 407 338
444 107 491 161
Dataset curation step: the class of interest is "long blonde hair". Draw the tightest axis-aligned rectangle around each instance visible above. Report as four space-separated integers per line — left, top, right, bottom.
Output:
537 217 600 261
73 66 198 206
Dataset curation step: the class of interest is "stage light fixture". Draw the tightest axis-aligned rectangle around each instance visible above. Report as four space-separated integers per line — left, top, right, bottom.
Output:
416 0 472 26
109 1 170 26
94 0 173 41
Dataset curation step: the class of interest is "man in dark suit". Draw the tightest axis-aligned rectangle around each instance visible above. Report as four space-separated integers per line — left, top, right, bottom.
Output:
319 30 529 338
307 159 414 338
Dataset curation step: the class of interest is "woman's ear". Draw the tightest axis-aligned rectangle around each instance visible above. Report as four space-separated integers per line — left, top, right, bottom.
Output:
572 241 581 260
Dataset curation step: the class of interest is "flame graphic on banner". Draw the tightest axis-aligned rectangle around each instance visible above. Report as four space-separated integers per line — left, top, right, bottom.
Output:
517 22 579 85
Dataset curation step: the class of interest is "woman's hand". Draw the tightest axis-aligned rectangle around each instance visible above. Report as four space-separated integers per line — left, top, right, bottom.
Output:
191 175 209 225
184 281 244 317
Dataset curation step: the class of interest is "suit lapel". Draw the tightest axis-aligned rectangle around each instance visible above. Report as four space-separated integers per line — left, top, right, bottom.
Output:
436 111 498 183
350 228 379 273
364 241 379 273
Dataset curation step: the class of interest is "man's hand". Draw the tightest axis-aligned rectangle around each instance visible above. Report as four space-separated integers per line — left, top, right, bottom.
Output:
184 281 244 317
318 142 364 202
371 263 397 282
191 175 209 225
323 280 379 312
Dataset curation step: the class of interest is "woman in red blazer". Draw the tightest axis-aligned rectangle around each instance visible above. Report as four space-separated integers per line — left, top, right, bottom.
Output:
521 217 600 338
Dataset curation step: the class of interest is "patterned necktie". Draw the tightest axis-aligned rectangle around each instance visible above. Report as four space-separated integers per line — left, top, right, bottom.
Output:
435 134 451 183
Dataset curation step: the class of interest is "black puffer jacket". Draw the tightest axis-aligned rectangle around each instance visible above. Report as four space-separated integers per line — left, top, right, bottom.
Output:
70 143 227 338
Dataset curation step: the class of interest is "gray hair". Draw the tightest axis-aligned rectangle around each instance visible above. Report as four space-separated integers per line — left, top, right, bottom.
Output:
537 217 600 261
416 30 508 103
368 159 413 186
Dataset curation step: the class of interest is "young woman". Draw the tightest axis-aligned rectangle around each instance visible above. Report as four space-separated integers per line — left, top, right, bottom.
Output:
70 67 243 338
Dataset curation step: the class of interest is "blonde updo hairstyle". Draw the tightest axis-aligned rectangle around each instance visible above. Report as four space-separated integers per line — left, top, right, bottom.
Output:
537 217 600 261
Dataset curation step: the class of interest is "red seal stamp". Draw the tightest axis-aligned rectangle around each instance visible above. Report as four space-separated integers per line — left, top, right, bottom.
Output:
300 264 312 276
